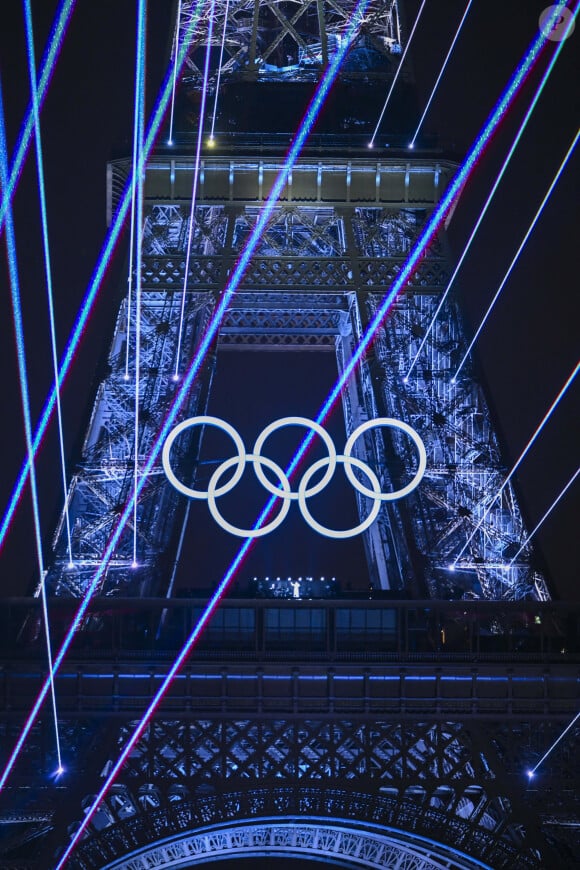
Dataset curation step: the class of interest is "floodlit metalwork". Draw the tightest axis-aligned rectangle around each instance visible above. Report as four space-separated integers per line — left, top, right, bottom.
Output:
3 3 576 868
178 0 403 85
47 155 550 600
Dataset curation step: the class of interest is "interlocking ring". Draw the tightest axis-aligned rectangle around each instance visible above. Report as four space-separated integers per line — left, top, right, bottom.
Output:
162 415 427 538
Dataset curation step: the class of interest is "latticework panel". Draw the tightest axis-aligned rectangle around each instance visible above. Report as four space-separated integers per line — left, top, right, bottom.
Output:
177 0 403 86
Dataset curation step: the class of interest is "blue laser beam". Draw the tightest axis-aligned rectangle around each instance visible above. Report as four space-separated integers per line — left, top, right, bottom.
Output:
405 0 575 381
509 466 579 567
0 0 76 232
409 0 474 149
124 1 148 382
53 7 575 858
174 0 217 378
369 0 427 147
527 711 580 779
2 0 369 802
0 0 208 555
23 0 73 566
454 128 580 380
208 0 230 144
53 7 371 862
168 0 183 146
131 0 148 566
453 362 579 567
0 81 63 774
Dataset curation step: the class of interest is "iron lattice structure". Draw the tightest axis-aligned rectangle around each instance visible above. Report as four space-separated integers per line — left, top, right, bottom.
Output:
177 0 403 86
49 155 549 601
2 3 577 869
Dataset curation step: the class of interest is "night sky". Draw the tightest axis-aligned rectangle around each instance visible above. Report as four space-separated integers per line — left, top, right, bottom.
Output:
0 0 578 601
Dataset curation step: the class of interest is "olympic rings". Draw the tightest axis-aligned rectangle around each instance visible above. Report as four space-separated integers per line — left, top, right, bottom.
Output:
161 416 427 539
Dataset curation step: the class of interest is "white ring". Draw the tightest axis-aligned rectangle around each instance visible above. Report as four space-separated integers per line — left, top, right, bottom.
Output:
207 454 292 538
297 455 382 539
344 417 427 501
161 415 246 500
253 416 337 501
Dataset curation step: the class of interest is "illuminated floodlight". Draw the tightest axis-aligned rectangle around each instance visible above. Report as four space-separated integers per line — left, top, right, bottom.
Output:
52 13 575 861
408 142 415 149
526 770 535 780
448 564 456 572
367 141 374 148
167 138 174 145
207 137 216 148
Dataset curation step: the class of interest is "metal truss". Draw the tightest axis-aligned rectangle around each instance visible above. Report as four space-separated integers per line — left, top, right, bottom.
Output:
31 715 566 869
177 0 403 86
90 820 496 869
43 156 551 601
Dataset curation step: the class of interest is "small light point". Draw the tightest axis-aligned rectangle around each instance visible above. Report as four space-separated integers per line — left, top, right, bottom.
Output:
408 142 415 150
68 561 74 570
207 137 216 149
123 373 129 382
448 564 455 572
367 141 374 149
55 765 65 778
131 560 139 570
450 377 456 385
526 769 535 780
167 139 174 146
403 376 409 384
172 373 180 382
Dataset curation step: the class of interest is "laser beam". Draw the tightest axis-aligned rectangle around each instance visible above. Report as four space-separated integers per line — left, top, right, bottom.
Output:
174 0 217 378
0 0 76 232
454 128 580 380
132 0 148 567
409 0 474 149
405 1 574 381
209 0 230 144
527 711 580 779
52 7 576 858
369 0 427 147
453 362 579 567
509 466 579 567
2 0 369 803
0 81 63 775
168 0 183 146
23 0 73 565
0 0 208 555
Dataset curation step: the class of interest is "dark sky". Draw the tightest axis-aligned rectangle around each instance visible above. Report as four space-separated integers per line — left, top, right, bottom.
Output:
0 0 578 600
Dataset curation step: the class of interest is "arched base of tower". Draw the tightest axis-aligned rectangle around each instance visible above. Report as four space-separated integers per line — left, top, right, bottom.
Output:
62 785 540 870
96 818 492 870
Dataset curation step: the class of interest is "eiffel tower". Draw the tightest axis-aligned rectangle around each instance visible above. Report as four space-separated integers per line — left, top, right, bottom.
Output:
1 2 578 868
